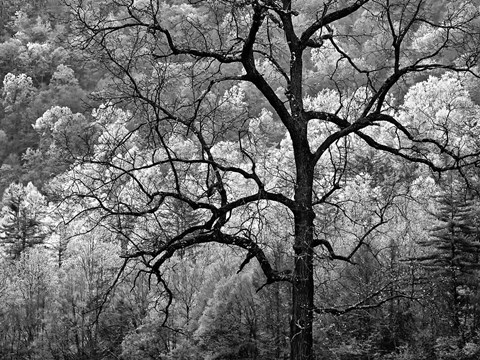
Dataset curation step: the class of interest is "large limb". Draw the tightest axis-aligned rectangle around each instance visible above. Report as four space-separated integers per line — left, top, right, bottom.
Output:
144 230 292 285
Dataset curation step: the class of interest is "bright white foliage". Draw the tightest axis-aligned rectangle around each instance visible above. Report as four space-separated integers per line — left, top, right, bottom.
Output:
400 72 480 152
0 182 47 223
411 24 445 54
219 85 246 111
311 41 343 74
50 64 79 86
34 106 87 137
2 73 35 110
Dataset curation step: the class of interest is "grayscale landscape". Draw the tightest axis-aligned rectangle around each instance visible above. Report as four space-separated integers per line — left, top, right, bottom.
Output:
0 1 480 359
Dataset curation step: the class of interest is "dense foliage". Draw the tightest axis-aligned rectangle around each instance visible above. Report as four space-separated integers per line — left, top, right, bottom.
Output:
1 1 480 359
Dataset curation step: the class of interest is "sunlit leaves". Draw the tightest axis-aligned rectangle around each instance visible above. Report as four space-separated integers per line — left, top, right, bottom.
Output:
35 106 88 142
399 72 480 160
2 73 35 111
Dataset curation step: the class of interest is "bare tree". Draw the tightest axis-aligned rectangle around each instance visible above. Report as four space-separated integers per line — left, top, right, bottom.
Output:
63 1 480 359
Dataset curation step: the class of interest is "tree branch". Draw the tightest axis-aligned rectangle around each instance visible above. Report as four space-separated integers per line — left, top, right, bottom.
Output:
300 0 369 48
147 230 292 285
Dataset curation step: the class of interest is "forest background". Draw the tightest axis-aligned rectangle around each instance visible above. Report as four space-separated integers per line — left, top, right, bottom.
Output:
1 1 480 360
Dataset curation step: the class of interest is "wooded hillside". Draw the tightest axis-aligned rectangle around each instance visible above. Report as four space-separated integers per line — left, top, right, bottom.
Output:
1 1 480 359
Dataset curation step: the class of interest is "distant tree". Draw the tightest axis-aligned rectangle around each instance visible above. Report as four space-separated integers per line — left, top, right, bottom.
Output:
194 269 261 359
0 182 47 259
42 229 121 359
418 178 480 343
0 248 56 360
0 130 6 164
1 73 39 159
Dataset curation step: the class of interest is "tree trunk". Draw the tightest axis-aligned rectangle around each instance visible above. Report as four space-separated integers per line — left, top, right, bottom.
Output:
291 239 314 360
290 158 315 360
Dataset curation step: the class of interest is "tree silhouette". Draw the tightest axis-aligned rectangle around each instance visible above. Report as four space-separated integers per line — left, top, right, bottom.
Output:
64 1 480 359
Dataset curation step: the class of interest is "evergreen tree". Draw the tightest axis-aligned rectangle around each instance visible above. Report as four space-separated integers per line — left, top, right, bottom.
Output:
0 182 47 259
418 179 480 341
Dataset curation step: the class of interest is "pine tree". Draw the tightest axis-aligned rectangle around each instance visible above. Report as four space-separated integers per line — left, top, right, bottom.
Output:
418 179 480 341
0 182 47 259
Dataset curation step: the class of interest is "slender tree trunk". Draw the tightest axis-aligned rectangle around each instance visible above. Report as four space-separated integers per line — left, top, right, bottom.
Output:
290 155 315 360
